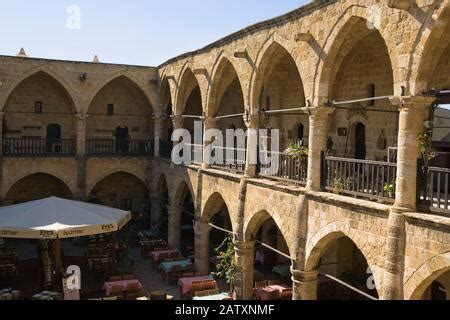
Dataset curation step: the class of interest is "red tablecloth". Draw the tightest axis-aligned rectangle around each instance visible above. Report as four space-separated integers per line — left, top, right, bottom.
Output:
103 279 143 296
253 284 289 300
151 249 179 262
178 275 213 295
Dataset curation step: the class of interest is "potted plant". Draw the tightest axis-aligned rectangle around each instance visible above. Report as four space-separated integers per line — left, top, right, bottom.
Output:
212 235 237 298
417 125 436 209
285 140 309 177
383 183 395 199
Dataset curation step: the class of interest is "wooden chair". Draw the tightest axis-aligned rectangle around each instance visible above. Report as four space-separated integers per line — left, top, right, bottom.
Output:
268 280 281 286
191 281 205 298
208 288 220 296
122 274 135 280
168 264 183 284
109 276 122 282
108 285 124 300
280 288 292 300
181 271 195 278
265 290 281 301
203 280 218 290
194 290 210 297
255 280 268 288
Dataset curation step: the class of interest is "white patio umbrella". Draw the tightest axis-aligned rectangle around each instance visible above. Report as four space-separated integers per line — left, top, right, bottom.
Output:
0 197 132 279
0 197 131 239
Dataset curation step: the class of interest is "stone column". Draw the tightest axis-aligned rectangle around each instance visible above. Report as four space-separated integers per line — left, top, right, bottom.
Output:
75 114 87 201
392 96 434 211
202 116 218 169
167 204 181 250
0 112 4 156
234 240 255 300
150 195 161 227
382 96 434 300
292 269 318 300
244 114 259 178
306 107 334 191
194 219 212 276
153 115 163 158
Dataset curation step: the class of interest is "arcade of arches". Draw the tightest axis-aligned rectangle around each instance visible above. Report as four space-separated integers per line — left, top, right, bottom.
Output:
0 0 450 300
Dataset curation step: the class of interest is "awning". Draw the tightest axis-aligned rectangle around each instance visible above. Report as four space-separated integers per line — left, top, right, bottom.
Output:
0 197 131 239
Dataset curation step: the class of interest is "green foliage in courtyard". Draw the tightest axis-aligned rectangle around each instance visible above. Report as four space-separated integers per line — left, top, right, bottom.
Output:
212 235 237 291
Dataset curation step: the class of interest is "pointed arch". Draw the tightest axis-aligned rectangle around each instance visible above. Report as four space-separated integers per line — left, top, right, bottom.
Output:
207 54 246 118
86 71 155 114
404 251 450 300
244 209 293 258
174 65 203 116
249 34 306 115
87 169 148 196
314 7 400 104
305 221 384 290
173 179 195 208
249 32 305 114
4 172 74 205
410 1 450 94
1 67 78 113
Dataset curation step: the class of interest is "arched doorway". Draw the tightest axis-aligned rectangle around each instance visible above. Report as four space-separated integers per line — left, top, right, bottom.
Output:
252 42 308 150
4 173 73 205
3 72 75 148
307 234 379 300
421 270 449 300
87 76 153 146
354 122 366 160
158 176 169 242
171 182 196 256
88 172 150 229
321 17 395 160
245 210 292 299
201 193 233 275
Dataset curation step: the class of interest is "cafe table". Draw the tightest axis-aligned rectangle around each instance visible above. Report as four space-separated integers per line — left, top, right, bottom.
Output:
151 249 180 269
253 284 290 300
103 279 143 296
159 259 192 283
178 275 213 297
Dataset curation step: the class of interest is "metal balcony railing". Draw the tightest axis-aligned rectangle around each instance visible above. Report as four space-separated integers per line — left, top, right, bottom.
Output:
2 138 76 157
86 139 154 157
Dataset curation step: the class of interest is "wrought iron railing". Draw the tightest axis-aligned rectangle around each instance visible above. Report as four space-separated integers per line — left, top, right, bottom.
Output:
322 156 397 201
2 138 76 156
210 146 247 173
418 165 450 214
86 139 153 157
259 151 308 184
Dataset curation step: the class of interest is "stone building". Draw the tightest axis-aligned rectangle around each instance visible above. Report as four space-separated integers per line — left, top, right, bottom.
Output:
1 0 450 300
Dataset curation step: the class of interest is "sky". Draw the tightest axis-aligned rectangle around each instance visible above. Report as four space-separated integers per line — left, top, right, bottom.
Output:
0 0 309 66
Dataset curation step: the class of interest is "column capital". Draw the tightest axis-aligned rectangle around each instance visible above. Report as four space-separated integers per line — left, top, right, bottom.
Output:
194 219 212 233
307 106 335 118
291 269 318 284
152 113 165 121
203 116 217 128
167 204 180 215
244 112 259 129
75 112 88 120
395 95 436 110
233 240 255 253
171 114 184 129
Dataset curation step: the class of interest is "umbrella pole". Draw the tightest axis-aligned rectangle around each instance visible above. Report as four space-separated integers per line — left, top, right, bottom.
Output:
54 238 63 275
111 232 117 274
